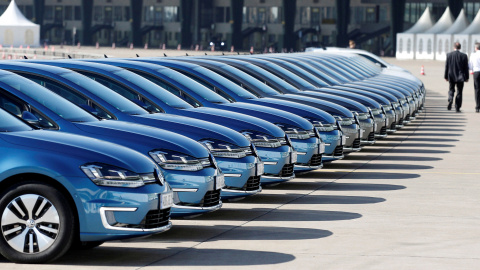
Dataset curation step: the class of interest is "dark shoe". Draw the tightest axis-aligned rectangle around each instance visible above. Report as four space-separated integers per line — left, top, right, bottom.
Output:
447 103 452 110
476 109 479 113
456 109 461 112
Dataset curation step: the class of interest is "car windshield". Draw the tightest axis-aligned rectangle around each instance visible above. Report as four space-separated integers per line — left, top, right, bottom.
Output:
233 61 299 92
263 61 317 89
158 68 230 104
0 74 98 122
59 72 148 115
304 59 349 83
0 109 32 132
217 64 283 96
113 69 194 109
192 66 258 99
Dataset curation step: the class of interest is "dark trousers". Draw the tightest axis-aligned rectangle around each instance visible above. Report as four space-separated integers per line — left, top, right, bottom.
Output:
474 72 480 110
448 81 464 110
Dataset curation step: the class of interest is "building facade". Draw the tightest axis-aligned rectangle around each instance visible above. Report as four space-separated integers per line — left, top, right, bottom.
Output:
0 0 476 55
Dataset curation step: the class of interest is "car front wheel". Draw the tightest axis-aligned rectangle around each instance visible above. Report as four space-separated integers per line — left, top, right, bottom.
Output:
0 181 75 263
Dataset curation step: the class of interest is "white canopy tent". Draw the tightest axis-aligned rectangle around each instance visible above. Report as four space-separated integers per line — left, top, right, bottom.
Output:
0 0 40 47
416 7 454 60
396 7 434 59
436 9 469 61
454 9 480 56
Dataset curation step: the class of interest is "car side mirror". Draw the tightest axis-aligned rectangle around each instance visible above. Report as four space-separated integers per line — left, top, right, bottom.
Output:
22 111 40 126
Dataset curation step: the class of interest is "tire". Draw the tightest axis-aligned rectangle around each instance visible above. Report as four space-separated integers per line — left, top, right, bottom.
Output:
0 180 75 263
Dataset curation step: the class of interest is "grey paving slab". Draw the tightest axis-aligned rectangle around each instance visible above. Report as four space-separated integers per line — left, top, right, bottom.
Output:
2 56 480 269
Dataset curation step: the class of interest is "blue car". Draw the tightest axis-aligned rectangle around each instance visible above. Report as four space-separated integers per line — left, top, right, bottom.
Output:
185 56 362 153
263 54 400 132
128 58 342 163
244 55 388 138
300 54 418 121
0 67 223 218
8 61 294 186
0 108 173 263
2 62 263 202
85 59 324 172
233 56 376 145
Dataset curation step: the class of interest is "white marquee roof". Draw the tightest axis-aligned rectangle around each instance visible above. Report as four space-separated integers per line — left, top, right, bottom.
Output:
443 9 469 34
0 0 37 26
404 7 434 34
425 7 454 34
459 9 480 34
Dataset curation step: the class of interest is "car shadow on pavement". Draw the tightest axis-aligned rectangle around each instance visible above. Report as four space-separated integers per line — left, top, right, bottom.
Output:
384 137 459 142
150 225 333 242
324 162 433 170
343 155 442 161
265 180 407 191
233 194 385 205
359 148 450 154
44 247 297 267
189 209 362 222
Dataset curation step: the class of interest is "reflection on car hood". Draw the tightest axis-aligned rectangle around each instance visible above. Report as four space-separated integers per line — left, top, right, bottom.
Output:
134 113 251 147
76 120 209 158
1 130 157 173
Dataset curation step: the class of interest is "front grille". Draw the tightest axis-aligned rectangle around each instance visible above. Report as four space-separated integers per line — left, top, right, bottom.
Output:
390 122 397 130
279 163 294 177
245 176 261 191
367 132 375 141
380 126 387 135
398 118 404 125
303 154 322 166
201 189 221 207
352 138 361 149
143 208 171 229
333 145 344 156
405 114 411 121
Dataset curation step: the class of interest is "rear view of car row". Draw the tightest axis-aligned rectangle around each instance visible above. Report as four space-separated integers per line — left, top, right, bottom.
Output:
0 50 424 263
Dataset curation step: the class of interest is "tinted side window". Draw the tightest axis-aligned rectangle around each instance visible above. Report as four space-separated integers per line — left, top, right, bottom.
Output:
24 74 114 120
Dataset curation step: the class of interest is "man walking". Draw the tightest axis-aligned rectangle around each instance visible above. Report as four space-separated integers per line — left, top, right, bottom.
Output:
469 43 480 113
444 42 469 112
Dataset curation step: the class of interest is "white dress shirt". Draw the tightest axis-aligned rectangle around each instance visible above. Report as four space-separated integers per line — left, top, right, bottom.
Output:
469 50 480 72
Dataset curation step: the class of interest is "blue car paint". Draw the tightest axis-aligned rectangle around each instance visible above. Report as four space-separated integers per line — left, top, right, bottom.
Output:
189 56 362 153
8 62 264 201
128 58 334 167
0 66 222 217
0 108 173 243
17 60 294 186
88 58 323 172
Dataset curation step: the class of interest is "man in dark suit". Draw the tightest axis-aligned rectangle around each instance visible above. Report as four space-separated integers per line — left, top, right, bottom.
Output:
444 42 469 112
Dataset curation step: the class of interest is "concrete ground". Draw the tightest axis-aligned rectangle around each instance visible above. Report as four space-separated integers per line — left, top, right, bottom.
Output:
2 56 479 269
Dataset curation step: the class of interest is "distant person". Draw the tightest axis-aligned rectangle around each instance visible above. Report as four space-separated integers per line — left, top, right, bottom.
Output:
349 40 356 49
469 43 480 113
444 42 469 112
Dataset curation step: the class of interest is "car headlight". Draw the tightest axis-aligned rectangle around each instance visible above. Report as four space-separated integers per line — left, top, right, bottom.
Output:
276 124 313 140
356 112 370 120
149 150 211 171
311 121 336 132
81 163 164 188
200 139 251 159
334 116 354 126
242 131 282 148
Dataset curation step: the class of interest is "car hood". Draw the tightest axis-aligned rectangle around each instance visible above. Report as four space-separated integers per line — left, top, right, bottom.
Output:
291 91 369 113
245 97 336 124
181 107 285 138
303 89 382 108
1 130 158 173
271 94 354 118
75 120 210 158
331 85 399 103
133 113 251 147
219 102 313 130
311 88 390 106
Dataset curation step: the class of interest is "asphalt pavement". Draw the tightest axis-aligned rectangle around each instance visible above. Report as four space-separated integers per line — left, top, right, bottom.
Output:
2 57 479 269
